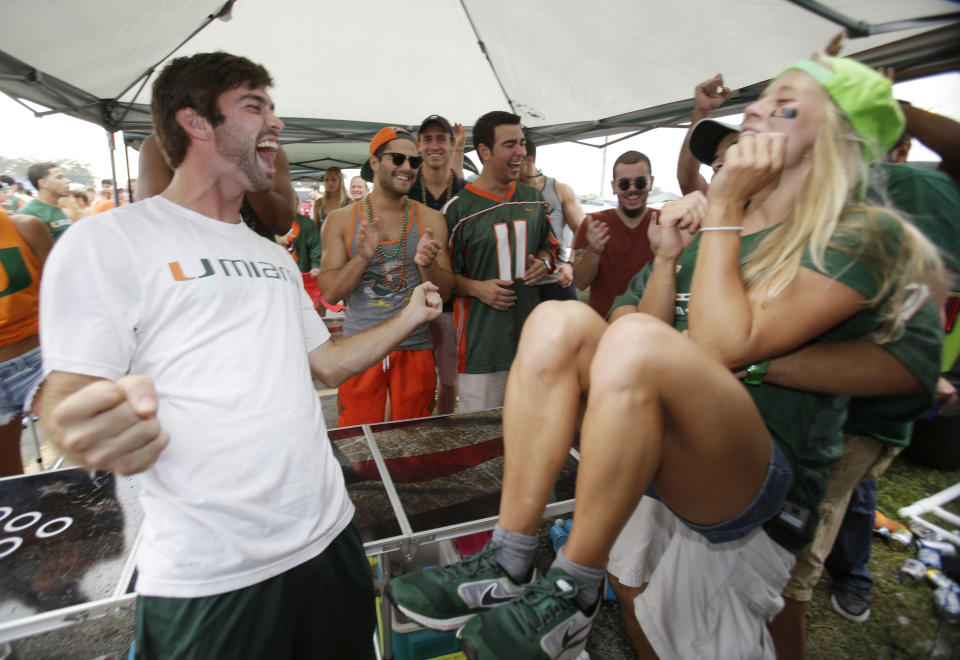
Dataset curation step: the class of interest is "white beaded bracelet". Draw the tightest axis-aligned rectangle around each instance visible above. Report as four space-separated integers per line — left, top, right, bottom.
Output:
700 226 744 232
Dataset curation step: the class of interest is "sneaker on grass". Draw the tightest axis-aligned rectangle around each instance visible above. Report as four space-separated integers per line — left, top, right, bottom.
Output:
831 590 871 623
385 542 535 631
457 567 599 660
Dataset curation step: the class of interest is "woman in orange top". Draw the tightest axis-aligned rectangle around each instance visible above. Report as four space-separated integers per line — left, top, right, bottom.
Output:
0 208 52 475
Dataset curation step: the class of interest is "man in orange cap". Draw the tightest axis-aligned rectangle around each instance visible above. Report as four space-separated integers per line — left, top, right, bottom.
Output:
318 127 454 426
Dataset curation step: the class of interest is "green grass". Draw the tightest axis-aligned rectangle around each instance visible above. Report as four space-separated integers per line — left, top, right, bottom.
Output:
805 454 960 659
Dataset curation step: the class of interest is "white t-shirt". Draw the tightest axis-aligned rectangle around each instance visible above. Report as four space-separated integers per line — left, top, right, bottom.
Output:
40 196 354 598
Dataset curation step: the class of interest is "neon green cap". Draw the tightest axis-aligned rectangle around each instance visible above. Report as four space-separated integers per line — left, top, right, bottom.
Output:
778 57 904 162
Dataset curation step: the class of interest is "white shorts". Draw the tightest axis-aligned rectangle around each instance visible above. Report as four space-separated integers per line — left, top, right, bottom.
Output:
607 498 795 660
456 371 508 413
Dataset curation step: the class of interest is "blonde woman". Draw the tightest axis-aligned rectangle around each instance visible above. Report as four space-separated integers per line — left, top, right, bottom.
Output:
387 55 941 660
312 166 348 226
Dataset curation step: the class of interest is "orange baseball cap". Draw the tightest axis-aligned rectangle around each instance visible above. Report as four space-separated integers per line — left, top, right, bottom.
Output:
360 126 416 181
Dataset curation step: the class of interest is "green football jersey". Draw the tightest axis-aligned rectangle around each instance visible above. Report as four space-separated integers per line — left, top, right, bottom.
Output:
446 181 557 374
19 199 71 242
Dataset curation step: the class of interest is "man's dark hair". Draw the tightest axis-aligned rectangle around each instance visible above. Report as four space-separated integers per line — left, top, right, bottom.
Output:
151 51 274 169
100 179 112 187
27 162 57 189
612 151 652 179
524 130 537 161
473 111 521 153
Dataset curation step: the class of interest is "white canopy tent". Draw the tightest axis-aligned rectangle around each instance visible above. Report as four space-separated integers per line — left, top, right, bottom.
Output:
2 0 958 178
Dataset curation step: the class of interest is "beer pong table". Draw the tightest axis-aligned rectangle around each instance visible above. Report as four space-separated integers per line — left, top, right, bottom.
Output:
0 409 580 644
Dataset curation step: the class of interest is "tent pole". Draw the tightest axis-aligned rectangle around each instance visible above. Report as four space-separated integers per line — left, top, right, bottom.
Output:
106 131 118 205
599 135 609 197
122 133 133 202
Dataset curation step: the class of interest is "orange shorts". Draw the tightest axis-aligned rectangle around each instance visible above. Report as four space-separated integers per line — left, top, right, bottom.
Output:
337 349 436 427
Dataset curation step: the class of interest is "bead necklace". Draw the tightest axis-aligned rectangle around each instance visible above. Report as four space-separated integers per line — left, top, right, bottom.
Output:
420 168 455 207
363 195 410 292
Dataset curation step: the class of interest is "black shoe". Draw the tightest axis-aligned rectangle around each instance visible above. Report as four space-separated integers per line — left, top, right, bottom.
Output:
831 591 871 623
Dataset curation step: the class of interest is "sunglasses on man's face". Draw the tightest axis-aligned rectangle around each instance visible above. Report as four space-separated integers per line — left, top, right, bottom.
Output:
616 176 648 192
381 152 423 169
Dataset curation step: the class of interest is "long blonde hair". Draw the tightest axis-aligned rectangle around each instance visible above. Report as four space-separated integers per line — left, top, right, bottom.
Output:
740 54 942 343
322 167 348 208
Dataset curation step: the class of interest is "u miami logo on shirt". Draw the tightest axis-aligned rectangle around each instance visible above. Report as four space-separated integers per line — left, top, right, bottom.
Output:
0 247 32 298
168 258 295 282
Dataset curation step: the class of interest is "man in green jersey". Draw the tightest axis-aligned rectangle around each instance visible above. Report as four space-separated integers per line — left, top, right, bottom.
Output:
0 176 20 214
770 140 960 656
444 111 558 411
673 107 957 656
19 163 72 242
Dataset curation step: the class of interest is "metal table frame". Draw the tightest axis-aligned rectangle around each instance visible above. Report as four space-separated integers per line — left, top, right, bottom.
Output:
1 410 579 649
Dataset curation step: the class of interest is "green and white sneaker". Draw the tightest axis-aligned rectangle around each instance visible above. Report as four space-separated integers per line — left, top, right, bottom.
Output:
385 542 535 631
457 568 599 660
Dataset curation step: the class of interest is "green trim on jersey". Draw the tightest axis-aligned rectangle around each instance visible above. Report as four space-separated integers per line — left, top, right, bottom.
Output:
292 214 323 273
446 182 557 374
19 199 71 242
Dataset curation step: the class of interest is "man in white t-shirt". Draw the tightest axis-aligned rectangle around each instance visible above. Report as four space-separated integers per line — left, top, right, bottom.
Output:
34 52 442 659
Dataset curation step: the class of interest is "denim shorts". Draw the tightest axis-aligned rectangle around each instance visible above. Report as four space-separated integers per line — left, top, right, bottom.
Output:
645 438 792 544
0 346 43 424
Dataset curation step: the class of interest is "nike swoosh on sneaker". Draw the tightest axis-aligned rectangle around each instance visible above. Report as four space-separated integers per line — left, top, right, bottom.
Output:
561 621 591 649
479 582 518 606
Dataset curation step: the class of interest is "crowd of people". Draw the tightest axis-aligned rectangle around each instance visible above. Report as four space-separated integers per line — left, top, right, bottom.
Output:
0 167 134 475
1 35 958 659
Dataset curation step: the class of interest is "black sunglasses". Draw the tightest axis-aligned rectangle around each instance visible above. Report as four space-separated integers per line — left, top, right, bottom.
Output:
616 176 648 191
381 152 423 169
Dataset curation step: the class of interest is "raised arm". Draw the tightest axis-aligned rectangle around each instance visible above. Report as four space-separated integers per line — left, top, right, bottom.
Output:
315 206 377 303
451 123 467 179
688 134 866 368
414 208 455 301
572 216 609 290
636 192 705 322
309 282 442 386
678 74 737 195
900 103 960 185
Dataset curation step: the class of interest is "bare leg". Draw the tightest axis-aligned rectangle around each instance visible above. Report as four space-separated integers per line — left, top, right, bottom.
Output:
0 415 24 476
563 314 772 568
607 573 656 659
769 596 807 660
437 384 457 415
432 315 457 415
498 301 606 535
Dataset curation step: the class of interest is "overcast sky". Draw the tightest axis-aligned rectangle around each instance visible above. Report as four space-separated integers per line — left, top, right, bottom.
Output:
2 73 957 198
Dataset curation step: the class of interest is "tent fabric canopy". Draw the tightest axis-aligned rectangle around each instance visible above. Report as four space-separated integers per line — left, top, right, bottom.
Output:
3 0 959 178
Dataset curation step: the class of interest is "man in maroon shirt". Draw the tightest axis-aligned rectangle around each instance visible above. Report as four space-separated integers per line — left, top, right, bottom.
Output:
573 151 659 317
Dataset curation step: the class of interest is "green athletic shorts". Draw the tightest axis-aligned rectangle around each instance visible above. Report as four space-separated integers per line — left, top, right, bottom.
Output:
135 521 375 659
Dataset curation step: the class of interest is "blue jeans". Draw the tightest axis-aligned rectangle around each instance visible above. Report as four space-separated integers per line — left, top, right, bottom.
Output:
824 479 875 595
646 438 792 544
0 346 42 424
